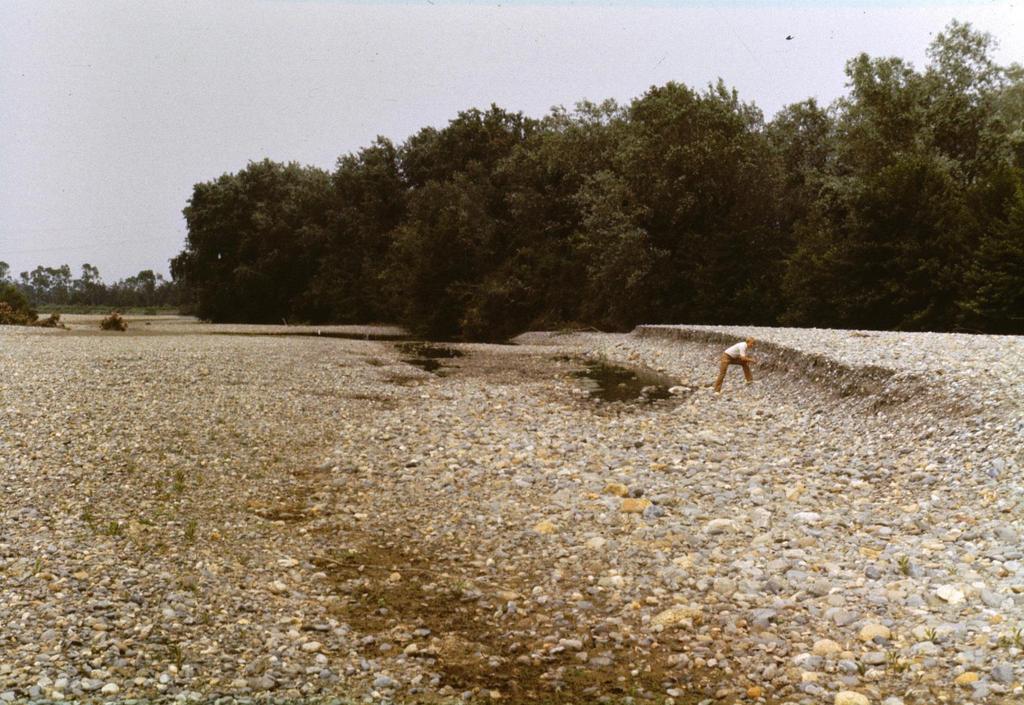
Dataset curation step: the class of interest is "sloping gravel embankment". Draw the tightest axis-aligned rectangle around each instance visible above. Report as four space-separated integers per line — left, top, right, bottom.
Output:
633 324 1022 428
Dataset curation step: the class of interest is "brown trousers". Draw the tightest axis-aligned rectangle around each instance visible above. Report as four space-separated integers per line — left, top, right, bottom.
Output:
714 353 752 392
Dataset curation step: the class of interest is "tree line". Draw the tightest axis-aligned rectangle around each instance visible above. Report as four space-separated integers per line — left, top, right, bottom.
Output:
0 262 181 310
170 22 1024 339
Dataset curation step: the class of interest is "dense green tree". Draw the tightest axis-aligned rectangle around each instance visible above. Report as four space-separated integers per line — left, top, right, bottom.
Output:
387 174 497 339
571 171 664 329
783 22 1023 333
994 64 1024 169
961 180 1024 331
768 99 834 232
814 153 968 329
299 138 406 322
399 105 538 189
387 106 536 338
112 270 162 308
494 100 628 329
172 159 332 322
836 54 926 175
619 81 783 323
923 20 1008 174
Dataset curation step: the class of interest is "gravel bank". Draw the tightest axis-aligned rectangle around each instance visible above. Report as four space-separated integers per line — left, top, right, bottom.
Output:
1 320 1021 704
635 324 1023 429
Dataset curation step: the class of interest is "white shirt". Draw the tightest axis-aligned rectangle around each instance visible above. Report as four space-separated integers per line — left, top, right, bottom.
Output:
724 342 747 359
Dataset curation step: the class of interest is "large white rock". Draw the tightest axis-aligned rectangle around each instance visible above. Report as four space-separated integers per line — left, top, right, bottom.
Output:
651 606 702 628
935 584 965 604
813 638 843 656
835 692 870 705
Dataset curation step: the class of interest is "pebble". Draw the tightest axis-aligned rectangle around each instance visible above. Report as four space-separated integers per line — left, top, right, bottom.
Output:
705 518 736 534
990 663 1014 684
642 503 666 519
859 624 891 642
620 498 651 513
603 483 629 497
253 675 276 690
373 675 398 689
81 679 103 692
955 671 980 686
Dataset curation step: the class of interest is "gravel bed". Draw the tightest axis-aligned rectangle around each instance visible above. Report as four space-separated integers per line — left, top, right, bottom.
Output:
1 321 1021 705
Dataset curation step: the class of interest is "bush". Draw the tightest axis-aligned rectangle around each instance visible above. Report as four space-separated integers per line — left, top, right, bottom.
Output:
0 284 39 326
35 313 66 329
0 301 38 326
100 312 128 331
0 282 39 325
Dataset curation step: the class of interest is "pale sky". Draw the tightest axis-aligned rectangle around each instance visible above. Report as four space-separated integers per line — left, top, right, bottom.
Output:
2 1 1022 281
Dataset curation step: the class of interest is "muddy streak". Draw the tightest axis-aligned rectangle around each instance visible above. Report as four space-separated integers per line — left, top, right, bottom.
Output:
248 344 723 703
309 533 716 704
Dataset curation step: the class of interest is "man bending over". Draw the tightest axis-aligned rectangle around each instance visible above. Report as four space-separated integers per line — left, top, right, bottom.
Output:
714 337 756 393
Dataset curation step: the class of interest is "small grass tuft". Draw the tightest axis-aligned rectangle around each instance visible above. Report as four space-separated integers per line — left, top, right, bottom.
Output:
172 469 187 494
886 650 909 673
997 627 1023 649
167 643 185 670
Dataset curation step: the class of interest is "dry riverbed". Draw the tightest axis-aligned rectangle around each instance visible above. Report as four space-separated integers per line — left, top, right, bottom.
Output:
1 316 1021 705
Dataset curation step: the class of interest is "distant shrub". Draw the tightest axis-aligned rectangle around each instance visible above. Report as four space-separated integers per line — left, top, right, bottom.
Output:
0 284 38 326
0 301 38 326
35 313 66 329
100 311 128 331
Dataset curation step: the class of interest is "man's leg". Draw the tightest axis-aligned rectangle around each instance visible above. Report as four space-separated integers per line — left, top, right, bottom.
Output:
741 361 753 383
714 355 730 392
